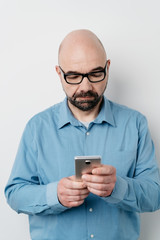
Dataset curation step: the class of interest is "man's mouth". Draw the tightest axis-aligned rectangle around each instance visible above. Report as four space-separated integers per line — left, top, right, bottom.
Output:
76 96 94 101
73 91 98 101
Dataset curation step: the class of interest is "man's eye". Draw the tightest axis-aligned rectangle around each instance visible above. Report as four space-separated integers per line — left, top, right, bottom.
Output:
67 75 80 80
90 72 103 77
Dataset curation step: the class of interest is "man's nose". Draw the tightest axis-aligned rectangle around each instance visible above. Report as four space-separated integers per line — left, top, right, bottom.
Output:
78 77 93 92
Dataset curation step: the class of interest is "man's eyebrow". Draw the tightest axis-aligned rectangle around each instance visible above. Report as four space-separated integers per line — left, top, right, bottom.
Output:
65 66 104 75
90 66 104 72
65 70 81 75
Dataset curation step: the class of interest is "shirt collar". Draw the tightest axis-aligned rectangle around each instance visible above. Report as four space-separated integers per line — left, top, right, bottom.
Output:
58 96 116 129
93 96 116 127
58 98 80 129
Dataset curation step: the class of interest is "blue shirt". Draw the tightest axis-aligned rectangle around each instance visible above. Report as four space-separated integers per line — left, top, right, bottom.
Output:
5 97 160 240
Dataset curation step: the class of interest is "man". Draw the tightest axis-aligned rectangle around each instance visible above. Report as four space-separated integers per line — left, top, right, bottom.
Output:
5 29 160 240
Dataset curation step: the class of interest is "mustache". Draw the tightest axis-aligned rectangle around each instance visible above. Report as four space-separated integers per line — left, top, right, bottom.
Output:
73 91 98 100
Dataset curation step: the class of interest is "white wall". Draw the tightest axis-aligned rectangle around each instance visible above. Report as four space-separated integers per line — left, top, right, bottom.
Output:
0 0 160 239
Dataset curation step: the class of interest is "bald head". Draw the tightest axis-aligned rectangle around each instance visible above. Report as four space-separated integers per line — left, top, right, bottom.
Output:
58 29 106 66
56 29 110 114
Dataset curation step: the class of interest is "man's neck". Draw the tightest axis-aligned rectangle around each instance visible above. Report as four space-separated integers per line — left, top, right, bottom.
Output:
67 98 102 122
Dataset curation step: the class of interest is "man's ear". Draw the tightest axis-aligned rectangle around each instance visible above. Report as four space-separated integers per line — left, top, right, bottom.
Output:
107 59 111 71
55 65 61 78
106 59 111 77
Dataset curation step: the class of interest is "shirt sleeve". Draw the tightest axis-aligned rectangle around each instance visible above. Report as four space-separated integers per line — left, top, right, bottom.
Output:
103 115 160 212
4 122 68 216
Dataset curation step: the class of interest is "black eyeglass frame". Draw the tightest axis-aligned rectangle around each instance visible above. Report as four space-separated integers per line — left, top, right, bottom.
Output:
59 61 108 85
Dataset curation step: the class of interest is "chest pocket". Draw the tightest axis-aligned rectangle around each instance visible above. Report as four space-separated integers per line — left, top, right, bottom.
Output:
102 150 137 178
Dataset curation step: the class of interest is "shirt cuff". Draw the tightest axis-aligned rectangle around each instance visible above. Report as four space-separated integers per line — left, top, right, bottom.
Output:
46 182 68 214
102 176 128 204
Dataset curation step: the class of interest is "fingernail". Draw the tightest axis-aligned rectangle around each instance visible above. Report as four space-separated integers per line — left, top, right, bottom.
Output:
92 169 97 174
82 175 86 180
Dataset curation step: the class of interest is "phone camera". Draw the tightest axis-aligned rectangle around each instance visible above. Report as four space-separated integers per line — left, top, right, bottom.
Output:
85 160 91 165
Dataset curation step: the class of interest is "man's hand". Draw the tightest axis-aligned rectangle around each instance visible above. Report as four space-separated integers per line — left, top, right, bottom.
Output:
82 165 116 197
57 176 90 208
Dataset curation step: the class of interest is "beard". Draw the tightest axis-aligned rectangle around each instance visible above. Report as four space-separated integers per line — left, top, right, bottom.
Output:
67 90 103 111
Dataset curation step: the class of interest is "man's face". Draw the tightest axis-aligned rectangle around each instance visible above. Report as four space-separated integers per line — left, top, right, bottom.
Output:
57 61 110 111
56 33 110 112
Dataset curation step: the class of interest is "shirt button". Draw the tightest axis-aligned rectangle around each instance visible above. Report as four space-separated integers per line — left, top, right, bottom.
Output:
89 208 93 212
86 132 90 135
91 234 94 238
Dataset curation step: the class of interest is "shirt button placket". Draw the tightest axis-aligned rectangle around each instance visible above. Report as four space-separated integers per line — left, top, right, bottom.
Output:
88 207 94 238
84 130 90 155
85 129 95 239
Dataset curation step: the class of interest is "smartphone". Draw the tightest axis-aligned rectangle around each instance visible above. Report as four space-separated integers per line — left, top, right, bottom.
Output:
75 155 101 180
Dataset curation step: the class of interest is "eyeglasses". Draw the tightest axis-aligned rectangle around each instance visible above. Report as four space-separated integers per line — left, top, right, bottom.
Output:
59 61 108 85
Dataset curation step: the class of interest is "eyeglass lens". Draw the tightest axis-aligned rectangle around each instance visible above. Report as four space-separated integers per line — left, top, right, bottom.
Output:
66 71 105 84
